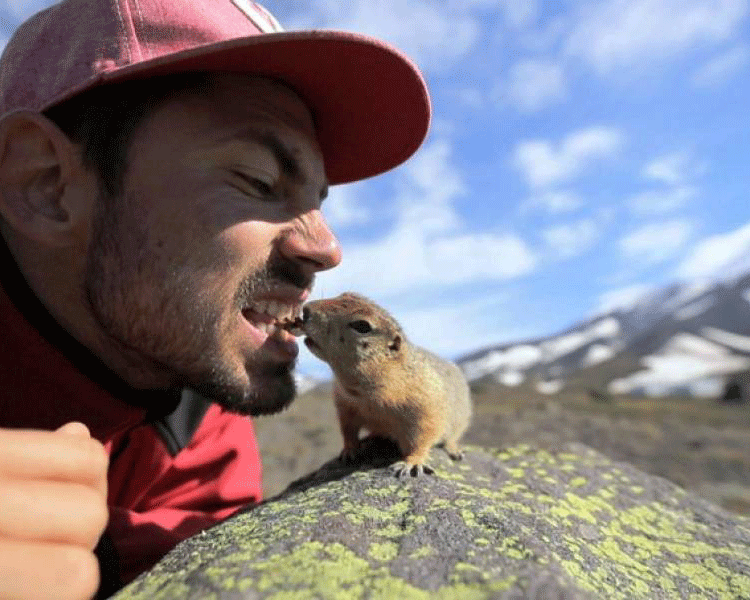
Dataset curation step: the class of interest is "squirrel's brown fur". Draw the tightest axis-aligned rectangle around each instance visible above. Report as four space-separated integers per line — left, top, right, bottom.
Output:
303 292 473 477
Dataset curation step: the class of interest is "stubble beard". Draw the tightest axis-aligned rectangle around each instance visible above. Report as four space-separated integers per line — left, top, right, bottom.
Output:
84 194 308 416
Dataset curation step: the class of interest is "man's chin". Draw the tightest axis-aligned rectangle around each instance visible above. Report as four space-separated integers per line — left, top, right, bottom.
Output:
189 361 298 416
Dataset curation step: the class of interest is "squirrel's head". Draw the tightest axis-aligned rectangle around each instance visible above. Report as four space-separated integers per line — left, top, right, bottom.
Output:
302 293 405 375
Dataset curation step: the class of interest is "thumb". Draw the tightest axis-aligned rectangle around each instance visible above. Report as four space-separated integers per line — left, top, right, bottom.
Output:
56 421 92 437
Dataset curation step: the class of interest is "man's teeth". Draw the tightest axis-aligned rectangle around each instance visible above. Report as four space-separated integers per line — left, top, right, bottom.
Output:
246 300 302 333
255 322 280 335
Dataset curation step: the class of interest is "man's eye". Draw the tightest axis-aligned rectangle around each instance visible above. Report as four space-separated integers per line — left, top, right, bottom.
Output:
231 171 274 197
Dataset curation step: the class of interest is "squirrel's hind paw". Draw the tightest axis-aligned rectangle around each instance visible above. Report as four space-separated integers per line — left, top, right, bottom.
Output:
391 461 434 478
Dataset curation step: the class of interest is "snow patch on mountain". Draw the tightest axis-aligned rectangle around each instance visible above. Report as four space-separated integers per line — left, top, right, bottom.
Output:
462 345 541 380
608 333 750 396
536 380 563 394
540 318 620 363
582 344 616 367
540 333 585 363
666 333 732 357
459 273 750 397
497 371 524 387
674 296 715 320
701 327 750 353
663 280 712 311
687 377 727 397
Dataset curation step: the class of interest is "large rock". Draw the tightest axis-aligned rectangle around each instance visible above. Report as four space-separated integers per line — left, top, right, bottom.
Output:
112 439 750 599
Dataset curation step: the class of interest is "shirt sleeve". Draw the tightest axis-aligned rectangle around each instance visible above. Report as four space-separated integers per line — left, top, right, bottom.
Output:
102 403 263 588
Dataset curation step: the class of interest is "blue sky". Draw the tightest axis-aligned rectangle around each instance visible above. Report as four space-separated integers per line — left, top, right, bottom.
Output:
3 0 750 378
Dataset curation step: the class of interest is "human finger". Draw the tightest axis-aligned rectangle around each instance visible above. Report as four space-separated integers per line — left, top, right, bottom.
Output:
55 423 108 498
0 478 108 550
0 428 108 499
0 538 99 600
55 422 91 437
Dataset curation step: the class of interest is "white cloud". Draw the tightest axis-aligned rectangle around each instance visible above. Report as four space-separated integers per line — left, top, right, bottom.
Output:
518 17 567 52
628 186 698 215
499 0 538 29
512 126 625 188
643 150 702 185
619 219 694 265
566 0 749 75
317 138 538 299
321 222 537 299
322 182 371 228
541 217 600 258
284 0 483 71
430 233 538 279
521 190 584 215
692 43 750 86
503 59 567 112
596 283 656 314
630 151 703 215
396 291 528 359
453 88 485 110
675 221 750 279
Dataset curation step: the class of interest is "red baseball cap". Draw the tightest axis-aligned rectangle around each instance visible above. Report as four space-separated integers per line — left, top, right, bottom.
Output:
0 0 431 185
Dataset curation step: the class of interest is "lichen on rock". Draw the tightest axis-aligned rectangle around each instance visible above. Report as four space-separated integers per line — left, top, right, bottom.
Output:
111 438 750 600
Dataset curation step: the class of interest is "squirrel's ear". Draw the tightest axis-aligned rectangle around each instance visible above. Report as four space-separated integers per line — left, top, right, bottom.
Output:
388 335 402 353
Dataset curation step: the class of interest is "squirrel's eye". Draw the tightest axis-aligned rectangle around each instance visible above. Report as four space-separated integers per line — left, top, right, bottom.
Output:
348 319 372 334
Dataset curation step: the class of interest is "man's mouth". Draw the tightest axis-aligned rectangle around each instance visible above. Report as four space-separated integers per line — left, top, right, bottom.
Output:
241 300 303 336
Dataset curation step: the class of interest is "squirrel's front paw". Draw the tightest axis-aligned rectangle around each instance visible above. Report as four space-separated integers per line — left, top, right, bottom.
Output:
391 461 434 478
338 447 359 464
447 450 464 461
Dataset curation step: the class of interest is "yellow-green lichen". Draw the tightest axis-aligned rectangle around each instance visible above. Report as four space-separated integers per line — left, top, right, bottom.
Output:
408 546 434 559
369 542 400 562
113 444 750 600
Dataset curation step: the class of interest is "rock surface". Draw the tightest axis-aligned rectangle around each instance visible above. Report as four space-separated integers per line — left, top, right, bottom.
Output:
112 439 750 600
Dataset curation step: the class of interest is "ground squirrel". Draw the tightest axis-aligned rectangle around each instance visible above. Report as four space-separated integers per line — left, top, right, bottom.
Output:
300 292 473 477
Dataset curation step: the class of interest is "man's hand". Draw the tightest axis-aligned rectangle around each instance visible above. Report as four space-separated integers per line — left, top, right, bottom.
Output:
0 422 109 600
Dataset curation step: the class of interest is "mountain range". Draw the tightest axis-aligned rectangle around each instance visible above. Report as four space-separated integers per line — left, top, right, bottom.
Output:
457 272 750 398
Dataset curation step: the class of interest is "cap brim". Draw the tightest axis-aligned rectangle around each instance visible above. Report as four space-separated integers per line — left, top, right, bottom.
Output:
56 31 431 185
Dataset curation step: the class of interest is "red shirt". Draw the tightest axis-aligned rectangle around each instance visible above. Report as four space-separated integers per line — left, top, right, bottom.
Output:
0 245 263 594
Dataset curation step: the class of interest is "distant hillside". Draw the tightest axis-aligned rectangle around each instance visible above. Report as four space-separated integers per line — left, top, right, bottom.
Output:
458 272 750 398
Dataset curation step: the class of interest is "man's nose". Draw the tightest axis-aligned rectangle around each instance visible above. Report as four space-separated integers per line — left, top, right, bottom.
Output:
279 209 342 272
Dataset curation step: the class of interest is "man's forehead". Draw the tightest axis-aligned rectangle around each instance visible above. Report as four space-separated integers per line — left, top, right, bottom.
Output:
208 74 317 135
124 73 327 195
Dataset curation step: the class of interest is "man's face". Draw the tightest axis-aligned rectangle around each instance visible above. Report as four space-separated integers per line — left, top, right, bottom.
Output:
85 75 341 415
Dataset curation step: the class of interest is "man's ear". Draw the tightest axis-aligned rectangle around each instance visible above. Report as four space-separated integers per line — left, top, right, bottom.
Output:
0 110 93 247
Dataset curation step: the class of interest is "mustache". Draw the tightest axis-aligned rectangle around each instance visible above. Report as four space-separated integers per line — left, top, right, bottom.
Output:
235 256 313 309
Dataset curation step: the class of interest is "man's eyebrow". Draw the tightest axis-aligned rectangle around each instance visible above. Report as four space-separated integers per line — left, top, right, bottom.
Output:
226 128 329 200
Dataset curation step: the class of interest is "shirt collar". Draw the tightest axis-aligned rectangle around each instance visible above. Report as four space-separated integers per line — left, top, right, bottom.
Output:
0 235 180 440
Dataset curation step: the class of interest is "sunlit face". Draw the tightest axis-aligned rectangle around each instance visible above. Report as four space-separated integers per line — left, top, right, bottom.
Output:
85 74 341 415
